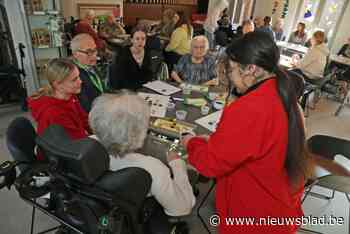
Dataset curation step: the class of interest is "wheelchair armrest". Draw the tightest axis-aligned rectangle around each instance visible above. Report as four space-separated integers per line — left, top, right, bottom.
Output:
95 167 152 207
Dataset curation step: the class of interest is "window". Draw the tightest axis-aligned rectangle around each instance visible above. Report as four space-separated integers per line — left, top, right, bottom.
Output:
294 0 347 45
318 0 346 41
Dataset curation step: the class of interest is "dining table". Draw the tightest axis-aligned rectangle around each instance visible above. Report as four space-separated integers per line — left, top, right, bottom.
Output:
276 41 308 57
137 81 227 163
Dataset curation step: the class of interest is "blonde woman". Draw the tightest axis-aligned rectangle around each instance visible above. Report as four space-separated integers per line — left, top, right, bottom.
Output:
28 58 90 139
292 30 329 81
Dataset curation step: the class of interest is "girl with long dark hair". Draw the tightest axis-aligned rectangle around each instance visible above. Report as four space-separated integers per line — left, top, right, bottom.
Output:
181 31 311 234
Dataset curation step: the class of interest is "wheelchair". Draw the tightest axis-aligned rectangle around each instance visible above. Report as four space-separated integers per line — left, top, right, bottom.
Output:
0 119 188 234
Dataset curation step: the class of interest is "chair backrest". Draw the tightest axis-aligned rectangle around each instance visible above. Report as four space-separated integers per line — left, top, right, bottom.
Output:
308 135 350 161
149 49 165 80
36 125 110 185
6 117 36 172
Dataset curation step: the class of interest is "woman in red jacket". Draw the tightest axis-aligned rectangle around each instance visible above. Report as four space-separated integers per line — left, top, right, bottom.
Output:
181 31 311 234
28 58 90 141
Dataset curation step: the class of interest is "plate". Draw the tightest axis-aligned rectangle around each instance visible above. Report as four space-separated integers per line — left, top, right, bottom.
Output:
150 118 196 138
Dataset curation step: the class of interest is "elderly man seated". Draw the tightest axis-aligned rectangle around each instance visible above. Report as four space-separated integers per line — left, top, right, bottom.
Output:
71 33 105 112
89 92 196 217
99 15 126 40
171 36 217 85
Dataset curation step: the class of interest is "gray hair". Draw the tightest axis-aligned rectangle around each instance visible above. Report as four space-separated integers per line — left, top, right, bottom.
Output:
89 92 150 157
70 33 94 52
191 35 209 52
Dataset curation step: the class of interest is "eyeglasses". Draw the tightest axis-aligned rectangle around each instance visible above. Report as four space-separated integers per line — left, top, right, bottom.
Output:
78 49 97 56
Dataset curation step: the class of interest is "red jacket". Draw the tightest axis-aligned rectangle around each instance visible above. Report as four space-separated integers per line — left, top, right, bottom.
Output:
28 95 89 139
187 79 303 234
74 20 105 49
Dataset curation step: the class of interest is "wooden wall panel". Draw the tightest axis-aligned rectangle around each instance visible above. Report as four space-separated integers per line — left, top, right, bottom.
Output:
123 1 197 26
124 4 163 25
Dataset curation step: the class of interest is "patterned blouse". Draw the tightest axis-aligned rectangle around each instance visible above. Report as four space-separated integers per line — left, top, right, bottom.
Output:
173 54 217 84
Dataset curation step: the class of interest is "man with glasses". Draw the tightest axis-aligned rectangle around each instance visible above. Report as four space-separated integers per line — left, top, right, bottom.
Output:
71 33 105 112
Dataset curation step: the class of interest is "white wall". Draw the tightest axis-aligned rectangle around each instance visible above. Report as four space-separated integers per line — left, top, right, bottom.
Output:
62 0 123 19
330 1 350 54
3 0 39 95
253 0 273 18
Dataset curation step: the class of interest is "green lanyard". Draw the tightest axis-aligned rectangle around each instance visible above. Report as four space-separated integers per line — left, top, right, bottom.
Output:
73 60 104 93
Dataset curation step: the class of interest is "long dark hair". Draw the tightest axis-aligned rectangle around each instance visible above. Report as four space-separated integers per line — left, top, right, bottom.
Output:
175 11 192 38
225 31 310 185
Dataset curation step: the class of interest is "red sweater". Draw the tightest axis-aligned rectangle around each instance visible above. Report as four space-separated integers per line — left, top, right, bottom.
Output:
28 95 89 139
187 79 303 234
74 20 105 49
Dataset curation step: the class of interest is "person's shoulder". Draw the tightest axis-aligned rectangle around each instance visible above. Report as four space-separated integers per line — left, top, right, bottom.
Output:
204 54 216 64
182 53 192 61
177 54 190 64
175 26 187 34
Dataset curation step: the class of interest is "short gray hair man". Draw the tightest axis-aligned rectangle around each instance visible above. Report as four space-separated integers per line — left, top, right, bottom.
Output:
89 92 150 157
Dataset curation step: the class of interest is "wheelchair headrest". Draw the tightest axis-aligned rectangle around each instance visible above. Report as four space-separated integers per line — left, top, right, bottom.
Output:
36 125 110 185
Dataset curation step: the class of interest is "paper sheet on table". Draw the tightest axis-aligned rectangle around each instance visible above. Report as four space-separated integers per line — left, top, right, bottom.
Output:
138 92 170 118
195 110 223 132
143 80 181 95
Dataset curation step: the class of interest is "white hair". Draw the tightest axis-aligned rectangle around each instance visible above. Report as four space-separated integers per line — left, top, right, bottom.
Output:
191 35 209 52
86 10 95 18
89 92 150 157
70 33 94 52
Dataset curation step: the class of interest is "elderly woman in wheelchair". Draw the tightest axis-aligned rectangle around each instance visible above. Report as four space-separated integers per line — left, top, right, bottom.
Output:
1 92 194 234
89 92 196 217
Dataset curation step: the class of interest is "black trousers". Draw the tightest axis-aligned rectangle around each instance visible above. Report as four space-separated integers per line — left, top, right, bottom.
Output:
164 51 182 73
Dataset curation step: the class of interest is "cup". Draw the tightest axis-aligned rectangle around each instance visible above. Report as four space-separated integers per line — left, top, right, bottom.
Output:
182 84 191 95
201 105 210 115
208 92 218 101
176 110 187 120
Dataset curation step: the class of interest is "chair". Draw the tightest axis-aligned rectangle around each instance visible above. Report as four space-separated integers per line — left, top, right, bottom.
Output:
6 117 60 234
321 67 350 116
6 117 36 173
301 135 350 234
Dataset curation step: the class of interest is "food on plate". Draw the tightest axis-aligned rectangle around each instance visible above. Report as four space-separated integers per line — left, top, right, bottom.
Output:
153 118 194 134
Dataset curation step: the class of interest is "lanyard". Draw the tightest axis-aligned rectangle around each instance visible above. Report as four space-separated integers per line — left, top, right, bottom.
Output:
73 60 104 93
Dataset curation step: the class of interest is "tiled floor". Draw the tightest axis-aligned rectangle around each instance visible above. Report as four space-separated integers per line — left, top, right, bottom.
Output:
0 97 349 234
